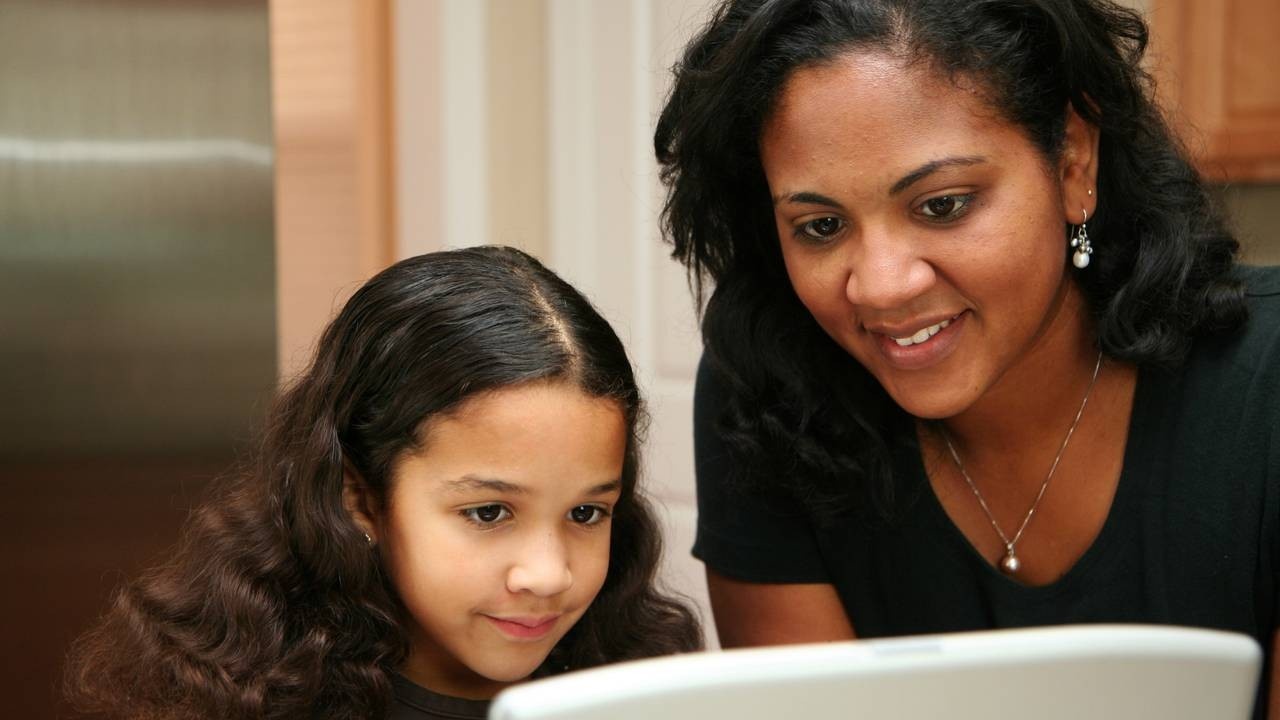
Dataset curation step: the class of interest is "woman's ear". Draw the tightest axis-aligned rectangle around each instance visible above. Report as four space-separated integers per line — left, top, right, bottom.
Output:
1059 101 1101 224
342 468 380 544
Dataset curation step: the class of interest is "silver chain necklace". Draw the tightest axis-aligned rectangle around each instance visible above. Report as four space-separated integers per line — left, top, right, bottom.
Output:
940 351 1104 575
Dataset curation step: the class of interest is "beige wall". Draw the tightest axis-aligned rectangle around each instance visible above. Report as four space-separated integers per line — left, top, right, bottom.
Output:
392 0 549 262
1222 185 1280 265
487 1 550 257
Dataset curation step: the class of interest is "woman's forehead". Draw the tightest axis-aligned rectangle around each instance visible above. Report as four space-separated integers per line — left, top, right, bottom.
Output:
760 51 1016 192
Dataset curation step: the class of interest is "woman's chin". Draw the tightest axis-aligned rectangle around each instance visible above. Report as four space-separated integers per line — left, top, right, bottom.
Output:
881 382 977 421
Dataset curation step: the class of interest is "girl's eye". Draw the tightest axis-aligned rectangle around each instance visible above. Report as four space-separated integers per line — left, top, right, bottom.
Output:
798 216 844 240
568 505 609 526
462 504 511 526
918 194 974 221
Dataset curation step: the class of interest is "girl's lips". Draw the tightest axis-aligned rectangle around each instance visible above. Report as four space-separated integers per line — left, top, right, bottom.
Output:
873 311 967 371
484 615 560 640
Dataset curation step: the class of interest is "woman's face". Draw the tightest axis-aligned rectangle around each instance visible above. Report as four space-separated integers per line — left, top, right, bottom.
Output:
372 381 625 699
760 50 1096 419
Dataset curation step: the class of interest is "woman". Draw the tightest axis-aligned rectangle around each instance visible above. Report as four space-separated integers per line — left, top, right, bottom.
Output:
65 247 701 720
655 0 1278 715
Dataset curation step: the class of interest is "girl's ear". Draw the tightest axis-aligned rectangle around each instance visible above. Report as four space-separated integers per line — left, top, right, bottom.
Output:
342 469 380 544
1059 101 1101 224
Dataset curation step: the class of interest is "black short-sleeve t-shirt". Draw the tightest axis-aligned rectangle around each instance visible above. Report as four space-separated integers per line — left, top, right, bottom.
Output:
693 266 1280 711
388 675 490 720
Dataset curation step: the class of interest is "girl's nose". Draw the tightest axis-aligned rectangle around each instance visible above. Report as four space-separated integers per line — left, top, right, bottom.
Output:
506 531 574 597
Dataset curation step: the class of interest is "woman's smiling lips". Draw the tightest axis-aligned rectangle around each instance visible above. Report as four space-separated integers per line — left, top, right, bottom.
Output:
483 614 561 640
869 311 967 370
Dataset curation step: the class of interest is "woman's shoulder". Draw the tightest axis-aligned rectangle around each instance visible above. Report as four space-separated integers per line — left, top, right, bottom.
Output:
1237 264 1280 299
1232 264 1280 355
1174 265 1280 410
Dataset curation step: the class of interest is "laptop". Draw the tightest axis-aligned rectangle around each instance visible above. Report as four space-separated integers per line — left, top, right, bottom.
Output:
489 624 1261 719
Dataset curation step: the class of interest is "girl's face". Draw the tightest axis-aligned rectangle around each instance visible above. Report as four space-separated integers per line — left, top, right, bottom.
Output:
760 50 1097 420
369 381 625 699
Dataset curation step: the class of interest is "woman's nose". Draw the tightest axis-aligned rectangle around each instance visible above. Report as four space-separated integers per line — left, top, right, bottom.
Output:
843 229 935 310
506 531 574 597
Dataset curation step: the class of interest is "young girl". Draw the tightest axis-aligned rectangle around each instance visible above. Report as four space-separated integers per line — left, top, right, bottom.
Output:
64 246 702 719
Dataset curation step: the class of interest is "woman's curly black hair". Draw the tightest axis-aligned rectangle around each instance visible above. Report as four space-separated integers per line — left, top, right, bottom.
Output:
655 0 1247 518
64 246 702 720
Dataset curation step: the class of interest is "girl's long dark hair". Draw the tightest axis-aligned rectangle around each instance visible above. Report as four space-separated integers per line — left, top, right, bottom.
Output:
64 246 701 719
655 0 1247 518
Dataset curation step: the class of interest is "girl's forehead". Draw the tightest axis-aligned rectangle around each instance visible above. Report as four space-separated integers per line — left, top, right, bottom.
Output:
392 382 627 498
442 382 621 429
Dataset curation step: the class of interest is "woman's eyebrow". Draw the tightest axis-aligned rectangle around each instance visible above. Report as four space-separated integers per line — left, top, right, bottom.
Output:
773 156 987 207
889 155 987 196
774 190 843 208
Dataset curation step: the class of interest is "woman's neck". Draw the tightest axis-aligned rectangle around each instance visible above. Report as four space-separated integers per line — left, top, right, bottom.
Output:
940 277 1103 463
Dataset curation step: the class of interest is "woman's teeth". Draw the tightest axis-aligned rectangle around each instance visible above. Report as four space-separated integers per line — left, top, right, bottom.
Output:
893 318 951 347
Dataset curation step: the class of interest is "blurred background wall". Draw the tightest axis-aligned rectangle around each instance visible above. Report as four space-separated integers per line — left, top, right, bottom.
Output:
2 0 1278 718
0 0 275 717
0 1 276 458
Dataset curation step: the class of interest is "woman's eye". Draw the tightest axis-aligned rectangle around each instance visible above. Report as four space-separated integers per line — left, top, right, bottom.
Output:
918 194 974 221
463 504 511 525
568 505 609 525
799 216 844 240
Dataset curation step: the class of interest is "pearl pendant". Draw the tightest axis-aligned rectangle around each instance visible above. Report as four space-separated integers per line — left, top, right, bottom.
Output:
999 550 1021 574
1073 250 1091 268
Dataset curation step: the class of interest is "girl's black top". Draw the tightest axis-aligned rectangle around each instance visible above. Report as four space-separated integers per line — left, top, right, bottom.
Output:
388 675 490 720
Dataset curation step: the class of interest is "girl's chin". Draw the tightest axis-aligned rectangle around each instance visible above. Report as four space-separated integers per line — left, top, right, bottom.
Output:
467 651 557 686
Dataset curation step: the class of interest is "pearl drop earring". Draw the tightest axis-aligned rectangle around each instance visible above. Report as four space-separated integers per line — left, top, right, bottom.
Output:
1070 206 1093 269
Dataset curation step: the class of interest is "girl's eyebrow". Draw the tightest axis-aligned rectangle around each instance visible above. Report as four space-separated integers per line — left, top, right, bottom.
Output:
442 477 623 495
444 476 526 494
585 479 623 496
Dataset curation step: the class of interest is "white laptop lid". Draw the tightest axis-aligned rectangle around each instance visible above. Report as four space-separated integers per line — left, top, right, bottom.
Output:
489 625 1261 720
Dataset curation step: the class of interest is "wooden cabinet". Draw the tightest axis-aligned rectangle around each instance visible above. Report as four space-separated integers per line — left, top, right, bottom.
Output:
1150 0 1280 181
